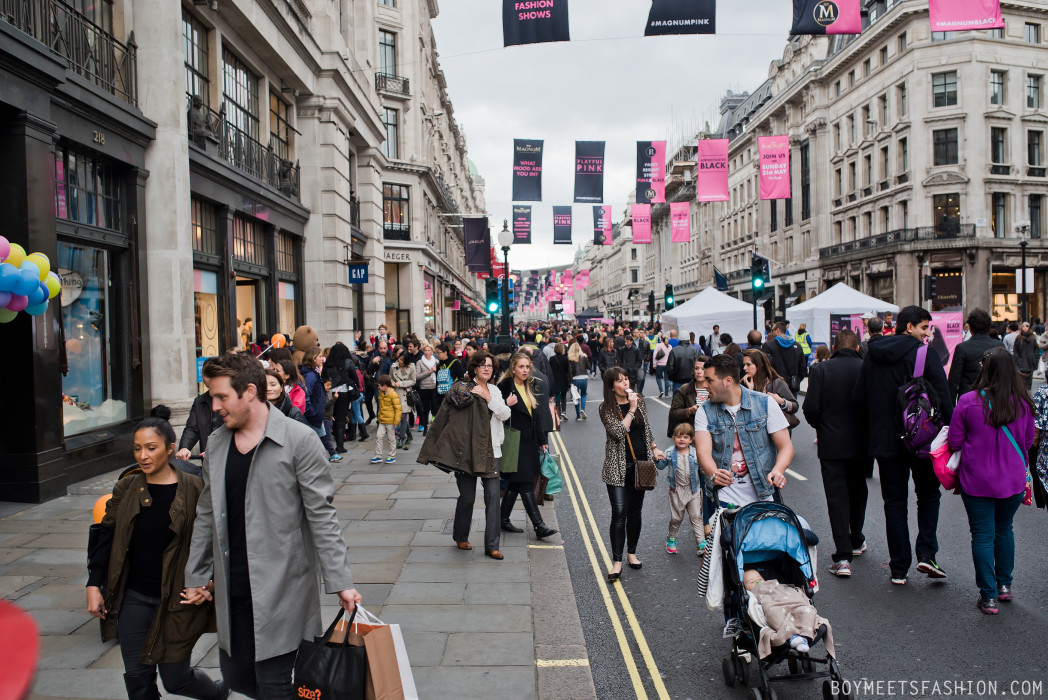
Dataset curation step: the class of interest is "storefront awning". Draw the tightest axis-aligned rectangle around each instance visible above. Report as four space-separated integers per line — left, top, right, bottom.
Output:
785 289 804 307
462 296 486 315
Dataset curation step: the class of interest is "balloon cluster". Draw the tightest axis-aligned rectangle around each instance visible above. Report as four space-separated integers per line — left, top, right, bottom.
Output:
0 236 61 324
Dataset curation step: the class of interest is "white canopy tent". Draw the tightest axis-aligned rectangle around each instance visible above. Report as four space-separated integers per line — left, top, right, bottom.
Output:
786 282 899 345
660 287 764 347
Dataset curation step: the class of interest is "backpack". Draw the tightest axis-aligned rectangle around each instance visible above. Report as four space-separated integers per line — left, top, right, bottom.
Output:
897 344 944 457
436 360 457 395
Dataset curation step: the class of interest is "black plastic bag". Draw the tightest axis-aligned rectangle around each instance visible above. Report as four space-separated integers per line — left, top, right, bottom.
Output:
294 608 367 700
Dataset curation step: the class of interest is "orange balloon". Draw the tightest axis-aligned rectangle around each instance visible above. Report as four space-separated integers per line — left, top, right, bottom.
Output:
92 494 112 524
270 334 287 348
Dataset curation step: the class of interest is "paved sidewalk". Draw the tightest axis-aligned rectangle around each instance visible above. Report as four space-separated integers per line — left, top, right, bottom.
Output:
1 431 596 700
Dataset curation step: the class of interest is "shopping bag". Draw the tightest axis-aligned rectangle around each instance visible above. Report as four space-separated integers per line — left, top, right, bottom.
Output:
294 608 367 700
355 607 419 700
501 426 521 474
569 384 581 405
928 426 959 490
541 451 563 495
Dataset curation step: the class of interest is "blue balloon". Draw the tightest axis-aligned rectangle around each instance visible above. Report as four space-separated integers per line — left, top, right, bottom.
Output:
13 268 39 297
0 291 10 308
27 282 47 306
25 302 48 316
0 263 18 293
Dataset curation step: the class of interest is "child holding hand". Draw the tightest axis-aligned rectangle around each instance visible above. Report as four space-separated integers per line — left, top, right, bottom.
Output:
656 423 708 555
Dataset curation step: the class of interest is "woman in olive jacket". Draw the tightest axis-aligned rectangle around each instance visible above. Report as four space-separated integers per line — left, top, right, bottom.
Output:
86 410 221 700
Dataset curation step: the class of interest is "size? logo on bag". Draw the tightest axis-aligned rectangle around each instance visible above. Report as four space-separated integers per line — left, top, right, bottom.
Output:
297 687 322 699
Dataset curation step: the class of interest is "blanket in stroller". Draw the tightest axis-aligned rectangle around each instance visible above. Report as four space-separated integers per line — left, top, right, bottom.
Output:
746 580 835 659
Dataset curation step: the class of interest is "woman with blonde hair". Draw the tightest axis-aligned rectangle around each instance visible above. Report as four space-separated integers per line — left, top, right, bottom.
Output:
567 342 591 420
497 352 557 539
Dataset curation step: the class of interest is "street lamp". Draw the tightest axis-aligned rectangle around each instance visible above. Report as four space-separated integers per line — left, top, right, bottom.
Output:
497 219 513 338
1017 221 1031 322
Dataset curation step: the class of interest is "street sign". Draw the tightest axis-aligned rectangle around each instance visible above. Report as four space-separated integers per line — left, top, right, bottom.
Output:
348 264 369 284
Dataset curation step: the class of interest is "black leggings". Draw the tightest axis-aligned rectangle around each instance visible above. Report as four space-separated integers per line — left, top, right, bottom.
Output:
332 392 351 449
418 388 438 430
607 466 646 562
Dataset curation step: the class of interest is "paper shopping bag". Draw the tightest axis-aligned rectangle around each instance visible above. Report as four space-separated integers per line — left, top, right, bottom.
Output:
363 624 418 700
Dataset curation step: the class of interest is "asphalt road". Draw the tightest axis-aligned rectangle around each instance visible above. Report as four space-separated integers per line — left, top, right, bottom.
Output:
550 382 1048 700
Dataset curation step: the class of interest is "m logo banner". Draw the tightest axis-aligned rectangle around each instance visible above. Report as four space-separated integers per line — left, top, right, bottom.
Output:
553 206 573 244
464 218 491 274
645 0 716 36
636 141 667 204
513 206 532 244
791 0 861 35
631 204 652 244
696 139 729 202
503 0 570 47
929 0 1003 31
758 136 791 201
512 139 544 202
574 141 605 203
593 206 612 245
670 203 691 242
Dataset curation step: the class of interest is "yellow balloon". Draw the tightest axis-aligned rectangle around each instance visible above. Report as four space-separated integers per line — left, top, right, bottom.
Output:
45 273 60 299
26 253 49 280
5 243 25 267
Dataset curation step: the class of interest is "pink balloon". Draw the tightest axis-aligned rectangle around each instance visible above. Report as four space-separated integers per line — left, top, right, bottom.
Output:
6 294 28 312
0 235 9 262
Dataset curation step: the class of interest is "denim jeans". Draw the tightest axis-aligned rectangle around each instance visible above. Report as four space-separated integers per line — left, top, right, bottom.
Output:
960 490 1024 599
654 366 667 395
349 396 364 424
572 378 588 418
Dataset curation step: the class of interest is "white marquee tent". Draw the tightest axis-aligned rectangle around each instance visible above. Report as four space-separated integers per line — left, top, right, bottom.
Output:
786 282 899 344
660 287 764 346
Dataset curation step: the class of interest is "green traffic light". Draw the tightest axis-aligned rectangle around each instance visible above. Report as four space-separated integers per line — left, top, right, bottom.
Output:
667 297 674 305
754 278 764 288
487 302 499 313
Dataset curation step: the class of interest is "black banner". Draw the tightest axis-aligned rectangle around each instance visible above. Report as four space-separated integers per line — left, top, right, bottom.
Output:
593 206 605 245
503 0 570 47
645 0 716 35
790 0 861 35
553 206 572 244
513 205 532 244
464 218 491 274
574 141 605 203
512 139 544 202
635 141 666 204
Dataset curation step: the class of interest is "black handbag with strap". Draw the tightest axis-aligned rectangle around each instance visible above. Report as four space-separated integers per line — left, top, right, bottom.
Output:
625 429 657 491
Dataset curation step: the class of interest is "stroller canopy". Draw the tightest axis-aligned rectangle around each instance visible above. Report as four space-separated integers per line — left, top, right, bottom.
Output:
731 503 814 584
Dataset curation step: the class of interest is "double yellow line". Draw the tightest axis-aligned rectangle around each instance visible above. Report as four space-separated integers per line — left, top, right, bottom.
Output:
549 430 670 700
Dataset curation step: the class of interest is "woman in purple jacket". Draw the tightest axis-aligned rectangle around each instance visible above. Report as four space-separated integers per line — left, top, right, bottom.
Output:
948 347 1034 615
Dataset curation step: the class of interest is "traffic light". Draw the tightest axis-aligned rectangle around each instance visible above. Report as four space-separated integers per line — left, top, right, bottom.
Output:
664 284 675 310
648 290 656 311
485 278 500 314
751 253 770 293
924 275 937 301
507 277 515 309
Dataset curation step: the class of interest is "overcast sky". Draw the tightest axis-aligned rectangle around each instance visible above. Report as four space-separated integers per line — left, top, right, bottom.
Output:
430 0 794 271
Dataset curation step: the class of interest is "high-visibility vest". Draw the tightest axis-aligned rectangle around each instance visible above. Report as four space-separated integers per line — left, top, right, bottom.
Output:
647 334 658 351
796 331 812 355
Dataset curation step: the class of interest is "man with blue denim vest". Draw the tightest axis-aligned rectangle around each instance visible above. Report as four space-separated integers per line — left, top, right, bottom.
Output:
694 355 793 508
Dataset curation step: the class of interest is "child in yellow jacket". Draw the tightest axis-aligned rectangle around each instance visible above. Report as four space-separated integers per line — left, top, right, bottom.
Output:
371 375 401 463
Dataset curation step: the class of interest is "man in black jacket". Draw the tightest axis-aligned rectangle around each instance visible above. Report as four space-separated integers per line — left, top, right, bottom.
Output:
947 308 1003 403
665 336 700 394
853 305 953 585
618 328 645 391
803 329 869 577
175 359 224 461
762 322 806 393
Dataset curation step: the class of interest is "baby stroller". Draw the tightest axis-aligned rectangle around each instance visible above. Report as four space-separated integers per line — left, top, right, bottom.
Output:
704 501 848 700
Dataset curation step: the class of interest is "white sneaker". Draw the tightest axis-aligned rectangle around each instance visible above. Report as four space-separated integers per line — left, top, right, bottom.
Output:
828 560 851 577
852 541 867 557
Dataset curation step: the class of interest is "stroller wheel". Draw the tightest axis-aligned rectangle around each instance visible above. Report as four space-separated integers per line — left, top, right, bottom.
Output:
750 688 776 700
748 689 763 700
823 680 834 700
722 657 736 688
732 652 749 687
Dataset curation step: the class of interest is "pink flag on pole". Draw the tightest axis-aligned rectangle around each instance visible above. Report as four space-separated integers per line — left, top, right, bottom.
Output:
929 0 1003 31
670 202 690 242
601 205 613 245
563 299 576 315
578 269 590 287
632 204 652 244
562 270 573 287
758 136 791 201
696 139 730 202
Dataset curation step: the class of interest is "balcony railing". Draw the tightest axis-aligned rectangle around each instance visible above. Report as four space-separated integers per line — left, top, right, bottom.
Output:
187 99 300 200
375 72 410 96
2 0 138 106
819 224 976 259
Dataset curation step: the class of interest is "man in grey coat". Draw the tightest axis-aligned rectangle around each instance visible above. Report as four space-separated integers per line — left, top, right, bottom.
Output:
183 353 360 699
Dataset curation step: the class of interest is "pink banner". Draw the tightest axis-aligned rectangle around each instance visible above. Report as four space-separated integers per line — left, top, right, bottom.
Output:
930 312 965 374
632 204 652 244
601 205 612 245
577 269 590 287
929 0 1003 31
758 136 791 201
696 139 729 202
670 202 690 242
562 270 573 287
826 0 861 34
563 299 576 315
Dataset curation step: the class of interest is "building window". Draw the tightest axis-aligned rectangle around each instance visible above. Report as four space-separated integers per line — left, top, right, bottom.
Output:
897 82 908 116
863 212 872 237
383 183 410 240
991 71 1006 105
631 269 638 284
848 162 856 191
880 146 890 180
847 115 855 144
848 70 855 88
992 193 1008 237
222 48 259 141
382 108 398 160
770 200 778 232
379 30 397 75
182 9 209 107
933 129 959 166
232 215 267 266
932 31 957 42
863 58 871 78
899 137 909 171
833 221 842 245
900 200 909 228
54 145 123 231
1030 131 1045 165
277 233 296 273
863 154 872 185
862 104 873 136
631 248 637 260
933 193 960 234
880 206 890 232
898 32 907 52
193 268 219 390
834 168 842 197
834 80 841 97
1028 75 1043 109
879 45 888 66
270 93 291 161
991 127 1008 164
932 72 958 107
58 241 127 436
1031 195 1044 239
833 123 841 151
378 0 395 5
1026 23 1041 44
785 198 793 227
191 198 219 255
800 142 811 221
988 27 1004 39
880 95 889 126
